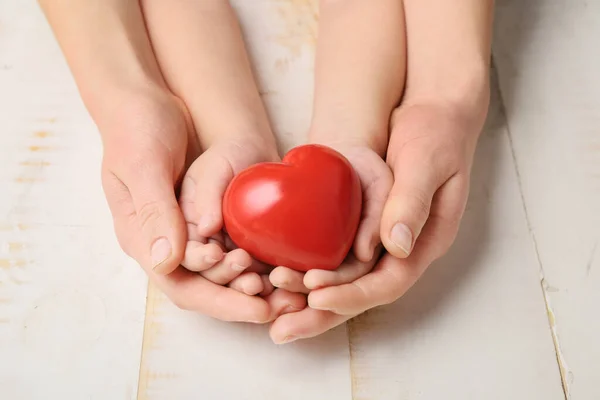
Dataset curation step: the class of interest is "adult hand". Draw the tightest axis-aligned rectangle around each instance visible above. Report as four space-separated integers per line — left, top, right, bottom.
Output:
102 91 305 322
269 103 485 343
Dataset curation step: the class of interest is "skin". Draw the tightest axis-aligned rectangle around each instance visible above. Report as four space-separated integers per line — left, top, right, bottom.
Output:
270 0 494 343
39 0 494 342
38 0 305 323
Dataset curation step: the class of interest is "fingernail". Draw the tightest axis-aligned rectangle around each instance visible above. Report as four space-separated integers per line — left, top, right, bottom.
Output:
277 335 297 344
271 278 288 288
390 223 412 255
151 237 172 271
231 263 246 272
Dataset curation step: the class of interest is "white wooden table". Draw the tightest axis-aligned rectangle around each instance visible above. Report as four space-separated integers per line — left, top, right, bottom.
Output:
0 1 597 399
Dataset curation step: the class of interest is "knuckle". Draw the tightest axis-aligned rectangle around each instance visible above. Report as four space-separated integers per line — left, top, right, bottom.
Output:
410 191 431 222
136 200 165 231
380 268 404 306
123 151 162 178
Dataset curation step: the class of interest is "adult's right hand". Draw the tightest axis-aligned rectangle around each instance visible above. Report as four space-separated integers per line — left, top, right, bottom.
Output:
100 89 192 277
99 90 304 322
39 0 305 323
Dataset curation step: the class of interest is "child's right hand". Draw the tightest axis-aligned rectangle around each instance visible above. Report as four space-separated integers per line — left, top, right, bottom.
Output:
138 0 307 320
177 140 281 298
101 90 305 323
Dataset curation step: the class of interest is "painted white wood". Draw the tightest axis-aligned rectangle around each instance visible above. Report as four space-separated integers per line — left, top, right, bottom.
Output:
345 71 564 400
494 1 600 398
0 2 147 399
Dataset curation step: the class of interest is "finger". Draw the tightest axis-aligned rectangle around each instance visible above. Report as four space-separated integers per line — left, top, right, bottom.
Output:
156 267 273 323
262 288 307 322
380 143 445 259
200 248 252 285
103 162 186 275
311 176 468 315
228 272 264 296
181 240 224 272
208 231 227 251
259 274 275 297
350 151 394 263
102 170 138 258
245 257 273 275
269 267 310 294
304 248 380 290
186 222 203 242
178 143 234 239
307 254 415 315
270 308 352 344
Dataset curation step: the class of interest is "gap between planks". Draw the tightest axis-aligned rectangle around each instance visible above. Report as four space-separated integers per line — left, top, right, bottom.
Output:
136 282 160 400
493 57 570 400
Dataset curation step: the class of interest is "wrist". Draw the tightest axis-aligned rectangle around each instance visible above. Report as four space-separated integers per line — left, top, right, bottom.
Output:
40 0 168 127
218 128 280 162
84 80 169 129
403 61 491 129
308 121 389 157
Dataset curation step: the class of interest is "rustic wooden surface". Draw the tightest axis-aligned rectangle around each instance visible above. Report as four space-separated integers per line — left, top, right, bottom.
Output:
0 1 597 399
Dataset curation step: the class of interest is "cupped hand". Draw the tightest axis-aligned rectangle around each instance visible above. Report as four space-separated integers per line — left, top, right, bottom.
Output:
178 139 282 297
101 90 305 323
269 103 484 343
268 143 393 343
269 144 393 292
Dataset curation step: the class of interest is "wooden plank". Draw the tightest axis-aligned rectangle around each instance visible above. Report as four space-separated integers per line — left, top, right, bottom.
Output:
346 70 565 399
0 1 147 399
136 2 353 399
493 1 600 398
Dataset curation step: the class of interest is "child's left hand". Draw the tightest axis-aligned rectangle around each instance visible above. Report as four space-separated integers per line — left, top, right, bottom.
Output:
271 144 392 291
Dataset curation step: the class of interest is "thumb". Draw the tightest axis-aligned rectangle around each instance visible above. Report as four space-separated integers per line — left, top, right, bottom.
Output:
179 147 235 238
122 155 187 275
380 153 443 258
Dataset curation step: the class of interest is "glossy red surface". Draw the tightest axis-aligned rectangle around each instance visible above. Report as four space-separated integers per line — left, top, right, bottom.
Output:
222 144 362 272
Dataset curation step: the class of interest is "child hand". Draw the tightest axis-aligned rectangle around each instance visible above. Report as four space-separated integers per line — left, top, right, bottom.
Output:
178 139 280 297
101 91 304 323
268 144 392 294
138 0 307 318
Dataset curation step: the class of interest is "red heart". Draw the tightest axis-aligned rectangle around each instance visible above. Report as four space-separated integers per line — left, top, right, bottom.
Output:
222 144 362 272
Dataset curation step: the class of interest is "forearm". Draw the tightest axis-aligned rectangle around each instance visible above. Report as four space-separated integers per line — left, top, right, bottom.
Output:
38 0 167 123
402 0 494 116
140 1 276 150
309 0 406 155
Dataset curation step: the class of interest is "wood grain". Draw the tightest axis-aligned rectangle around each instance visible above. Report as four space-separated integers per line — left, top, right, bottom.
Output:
494 1 600 398
0 2 147 399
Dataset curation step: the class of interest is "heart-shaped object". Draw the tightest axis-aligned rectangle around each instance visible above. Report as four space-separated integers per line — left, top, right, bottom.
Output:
222 144 362 272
